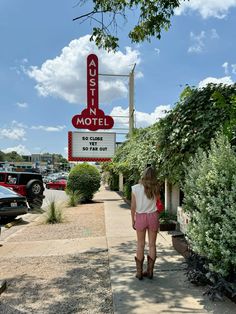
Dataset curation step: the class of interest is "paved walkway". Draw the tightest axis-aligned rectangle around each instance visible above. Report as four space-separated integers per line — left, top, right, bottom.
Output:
96 187 235 314
1 187 236 313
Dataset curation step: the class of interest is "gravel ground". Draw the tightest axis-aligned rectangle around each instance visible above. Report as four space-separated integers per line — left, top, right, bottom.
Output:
0 202 113 314
7 202 106 242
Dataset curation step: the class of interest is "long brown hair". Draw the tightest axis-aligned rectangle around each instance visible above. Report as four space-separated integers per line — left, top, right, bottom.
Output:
140 167 159 199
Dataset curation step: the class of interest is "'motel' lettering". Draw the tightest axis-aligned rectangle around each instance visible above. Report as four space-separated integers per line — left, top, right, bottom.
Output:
72 54 114 131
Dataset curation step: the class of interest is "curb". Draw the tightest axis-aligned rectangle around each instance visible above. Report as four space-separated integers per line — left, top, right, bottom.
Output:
4 218 23 229
0 280 7 295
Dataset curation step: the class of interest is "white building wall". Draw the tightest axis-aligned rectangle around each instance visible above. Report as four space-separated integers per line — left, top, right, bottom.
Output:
164 179 180 214
119 173 124 192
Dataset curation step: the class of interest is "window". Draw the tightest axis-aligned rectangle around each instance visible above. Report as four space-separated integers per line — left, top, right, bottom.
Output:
0 173 6 182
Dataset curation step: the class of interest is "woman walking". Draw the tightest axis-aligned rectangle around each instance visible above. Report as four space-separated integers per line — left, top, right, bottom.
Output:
131 166 160 280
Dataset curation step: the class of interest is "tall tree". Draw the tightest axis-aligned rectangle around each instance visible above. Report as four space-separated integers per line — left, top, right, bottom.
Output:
73 0 184 50
5 151 24 162
0 150 5 162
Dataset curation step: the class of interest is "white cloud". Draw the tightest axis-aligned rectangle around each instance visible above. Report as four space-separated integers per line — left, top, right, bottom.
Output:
198 76 234 88
110 105 171 129
222 62 229 75
110 106 129 129
188 31 206 54
154 48 160 55
0 122 26 141
2 144 31 155
16 102 28 108
0 121 66 143
64 147 68 158
176 0 236 19
231 64 236 74
31 125 66 132
188 29 219 54
135 105 171 127
211 28 219 39
27 35 142 105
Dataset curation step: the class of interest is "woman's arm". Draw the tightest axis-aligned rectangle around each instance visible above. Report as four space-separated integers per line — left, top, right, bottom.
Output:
131 192 136 229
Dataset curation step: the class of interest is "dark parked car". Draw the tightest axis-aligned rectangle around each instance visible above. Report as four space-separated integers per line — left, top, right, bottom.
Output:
0 185 28 219
0 171 45 209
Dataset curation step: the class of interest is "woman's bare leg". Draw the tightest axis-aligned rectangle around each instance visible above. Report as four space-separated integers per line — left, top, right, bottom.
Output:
136 229 146 260
147 229 158 260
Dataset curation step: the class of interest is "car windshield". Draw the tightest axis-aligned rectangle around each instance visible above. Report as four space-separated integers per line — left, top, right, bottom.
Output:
0 185 18 197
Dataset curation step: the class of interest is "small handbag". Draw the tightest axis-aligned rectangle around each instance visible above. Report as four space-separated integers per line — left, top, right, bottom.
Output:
156 198 164 213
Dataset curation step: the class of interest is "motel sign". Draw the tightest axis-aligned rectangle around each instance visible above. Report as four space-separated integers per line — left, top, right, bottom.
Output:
72 54 114 131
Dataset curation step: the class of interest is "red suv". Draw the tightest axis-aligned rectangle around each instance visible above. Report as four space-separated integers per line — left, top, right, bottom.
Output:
0 171 45 209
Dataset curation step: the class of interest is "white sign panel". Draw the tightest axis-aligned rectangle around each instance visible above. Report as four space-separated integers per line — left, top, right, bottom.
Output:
68 131 116 161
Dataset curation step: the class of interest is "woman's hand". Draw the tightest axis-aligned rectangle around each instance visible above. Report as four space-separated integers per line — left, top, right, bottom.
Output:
132 220 136 230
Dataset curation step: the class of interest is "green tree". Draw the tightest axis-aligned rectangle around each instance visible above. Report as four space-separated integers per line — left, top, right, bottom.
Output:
73 0 183 50
5 151 23 162
0 151 5 162
53 154 70 170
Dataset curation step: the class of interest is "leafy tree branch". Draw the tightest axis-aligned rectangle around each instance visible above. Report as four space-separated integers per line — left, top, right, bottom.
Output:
73 0 184 50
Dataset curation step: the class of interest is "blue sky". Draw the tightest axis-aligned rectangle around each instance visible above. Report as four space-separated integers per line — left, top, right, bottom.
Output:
1 0 236 157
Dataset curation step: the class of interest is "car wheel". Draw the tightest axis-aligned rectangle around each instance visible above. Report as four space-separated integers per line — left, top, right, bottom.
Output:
26 180 44 197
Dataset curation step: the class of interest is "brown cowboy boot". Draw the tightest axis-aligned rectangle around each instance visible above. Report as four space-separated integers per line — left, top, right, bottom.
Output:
143 255 156 279
135 257 144 280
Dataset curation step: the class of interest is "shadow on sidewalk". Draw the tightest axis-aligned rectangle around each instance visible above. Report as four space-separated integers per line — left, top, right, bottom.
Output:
0 251 113 314
107 240 235 314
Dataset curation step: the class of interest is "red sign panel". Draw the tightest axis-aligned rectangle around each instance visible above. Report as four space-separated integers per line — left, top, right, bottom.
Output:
72 54 114 131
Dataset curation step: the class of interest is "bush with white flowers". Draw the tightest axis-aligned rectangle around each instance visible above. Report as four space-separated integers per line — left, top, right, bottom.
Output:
183 134 236 277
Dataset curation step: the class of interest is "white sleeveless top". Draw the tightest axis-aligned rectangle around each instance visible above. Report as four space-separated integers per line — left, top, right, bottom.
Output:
131 183 156 214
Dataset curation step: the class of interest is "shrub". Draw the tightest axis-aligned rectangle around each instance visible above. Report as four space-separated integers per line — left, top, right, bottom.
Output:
159 211 176 224
66 163 101 202
124 182 132 200
108 171 119 191
67 190 81 207
183 134 236 277
45 201 63 224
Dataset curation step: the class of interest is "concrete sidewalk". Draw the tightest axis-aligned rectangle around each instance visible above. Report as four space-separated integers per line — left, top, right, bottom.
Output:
0 187 235 313
96 187 236 314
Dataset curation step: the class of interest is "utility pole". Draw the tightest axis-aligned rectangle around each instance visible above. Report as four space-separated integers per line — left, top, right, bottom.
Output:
129 64 136 137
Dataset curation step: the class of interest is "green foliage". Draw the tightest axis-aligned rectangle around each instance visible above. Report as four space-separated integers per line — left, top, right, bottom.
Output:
53 154 70 171
108 170 119 191
156 83 236 183
74 0 182 50
105 83 236 189
2 150 24 162
124 182 132 200
159 211 176 224
183 134 236 276
66 163 101 202
67 190 81 207
113 125 162 180
45 201 63 224
0 151 5 162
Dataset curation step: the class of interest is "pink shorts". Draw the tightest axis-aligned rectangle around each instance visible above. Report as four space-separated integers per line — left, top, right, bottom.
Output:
134 211 159 231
